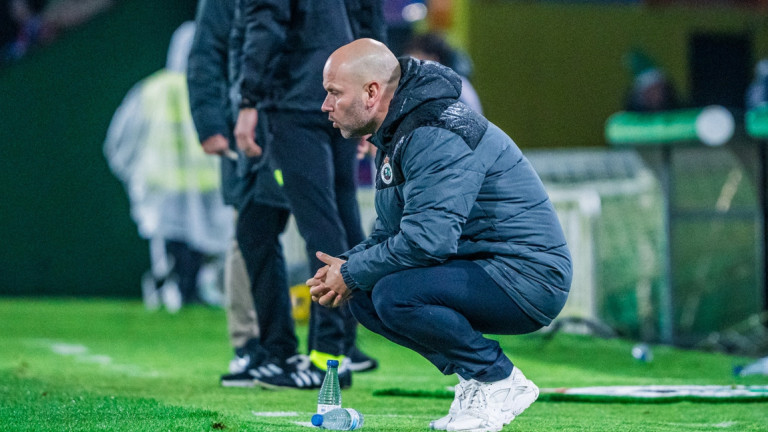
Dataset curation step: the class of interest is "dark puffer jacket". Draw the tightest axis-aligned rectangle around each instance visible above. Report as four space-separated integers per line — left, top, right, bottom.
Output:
340 58 572 326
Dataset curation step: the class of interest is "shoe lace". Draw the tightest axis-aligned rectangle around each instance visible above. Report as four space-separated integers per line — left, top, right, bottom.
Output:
464 381 493 421
230 354 250 373
449 379 469 413
286 354 311 371
286 356 323 388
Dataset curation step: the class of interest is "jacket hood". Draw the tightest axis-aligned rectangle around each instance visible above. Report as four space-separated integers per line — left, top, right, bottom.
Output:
166 21 196 73
374 57 463 148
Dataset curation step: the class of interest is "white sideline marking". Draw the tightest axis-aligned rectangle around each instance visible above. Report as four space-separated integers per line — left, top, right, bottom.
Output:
252 411 429 419
666 421 738 429
251 412 315 428
82 355 112 365
253 411 438 428
252 411 300 417
51 343 88 355
252 411 421 418
29 339 161 377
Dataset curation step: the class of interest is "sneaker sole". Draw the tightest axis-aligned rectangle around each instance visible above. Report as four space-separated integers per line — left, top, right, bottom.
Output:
253 379 292 390
429 418 451 430
447 422 502 432
253 378 320 391
347 360 378 373
220 380 256 388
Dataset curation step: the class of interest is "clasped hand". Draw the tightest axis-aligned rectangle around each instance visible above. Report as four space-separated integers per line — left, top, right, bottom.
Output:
307 251 350 308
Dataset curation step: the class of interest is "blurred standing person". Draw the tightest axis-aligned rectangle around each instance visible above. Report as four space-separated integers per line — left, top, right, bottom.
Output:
403 31 482 114
746 58 768 110
187 0 271 387
2 0 52 64
233 0 385 388
104 21 233 312
623 49 680 113
382 0 421 56
0 0 17 51
189 0 322 388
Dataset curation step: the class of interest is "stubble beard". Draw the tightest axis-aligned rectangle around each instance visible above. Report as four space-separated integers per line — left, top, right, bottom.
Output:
339 98 372 139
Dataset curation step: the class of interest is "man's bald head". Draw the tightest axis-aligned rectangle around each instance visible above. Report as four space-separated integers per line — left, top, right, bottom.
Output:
321 39 401 138
325 38 400 89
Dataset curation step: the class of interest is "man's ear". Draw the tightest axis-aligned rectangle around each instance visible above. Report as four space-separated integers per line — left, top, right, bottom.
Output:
364 81 380 108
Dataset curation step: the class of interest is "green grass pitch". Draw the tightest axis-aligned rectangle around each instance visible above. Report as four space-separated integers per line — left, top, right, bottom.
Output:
1 298 767 431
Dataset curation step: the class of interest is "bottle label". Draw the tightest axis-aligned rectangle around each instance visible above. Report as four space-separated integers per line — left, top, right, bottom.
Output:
347 409 361 429
317 403 341 415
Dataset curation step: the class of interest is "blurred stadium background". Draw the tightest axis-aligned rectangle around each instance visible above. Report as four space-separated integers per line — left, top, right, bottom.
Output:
1 0 767 356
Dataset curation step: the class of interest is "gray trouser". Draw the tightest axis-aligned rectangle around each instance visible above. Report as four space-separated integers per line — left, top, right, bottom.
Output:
224 230 259 349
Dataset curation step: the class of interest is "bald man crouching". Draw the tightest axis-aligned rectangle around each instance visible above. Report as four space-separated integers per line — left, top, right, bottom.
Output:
307 38 572 432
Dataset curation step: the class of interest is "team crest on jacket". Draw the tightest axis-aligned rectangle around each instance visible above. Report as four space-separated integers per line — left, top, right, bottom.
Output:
381 156 393 185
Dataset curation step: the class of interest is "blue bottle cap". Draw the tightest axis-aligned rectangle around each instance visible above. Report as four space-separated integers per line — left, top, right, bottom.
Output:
327 359 339 367
311 414 324 427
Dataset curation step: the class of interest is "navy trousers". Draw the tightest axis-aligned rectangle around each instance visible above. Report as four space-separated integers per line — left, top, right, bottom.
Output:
348 260 542 382
164 239 205 304
236 200 298 361
265 110 364 356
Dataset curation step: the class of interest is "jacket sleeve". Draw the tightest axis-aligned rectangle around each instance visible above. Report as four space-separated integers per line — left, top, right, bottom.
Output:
338 216 391 260
187 0 232 142
342 127 485 290
237 0 291 107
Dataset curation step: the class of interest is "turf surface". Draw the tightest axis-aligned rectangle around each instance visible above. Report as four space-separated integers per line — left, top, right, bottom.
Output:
1 298 767 431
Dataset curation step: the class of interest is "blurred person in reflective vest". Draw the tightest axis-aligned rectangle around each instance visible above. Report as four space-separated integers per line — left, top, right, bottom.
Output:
104 21 233 312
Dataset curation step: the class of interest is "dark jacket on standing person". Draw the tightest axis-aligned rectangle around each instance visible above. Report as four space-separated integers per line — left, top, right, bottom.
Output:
188 0 234 145
187 0 287 210
187 0 243 207
340 58 573 326
236 0 385 111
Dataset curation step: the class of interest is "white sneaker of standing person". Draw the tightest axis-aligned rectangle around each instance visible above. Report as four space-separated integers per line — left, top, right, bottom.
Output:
430 375 472 430
141 271 161 311
160 277 182 314
228 353 251 374
446 366 539 432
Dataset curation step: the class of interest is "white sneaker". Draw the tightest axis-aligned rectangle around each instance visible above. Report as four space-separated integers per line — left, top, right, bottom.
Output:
430 376 473 430
446 367 539 432
229 353 251 374
161 279 182 314
141 272 160 311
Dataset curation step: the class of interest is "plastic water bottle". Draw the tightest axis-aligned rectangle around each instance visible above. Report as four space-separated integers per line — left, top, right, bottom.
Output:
317 359 341 414
311 408 364 430
734 356 768 377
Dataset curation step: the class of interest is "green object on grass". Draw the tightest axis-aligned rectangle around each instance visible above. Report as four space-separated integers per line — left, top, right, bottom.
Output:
746 106 768 139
